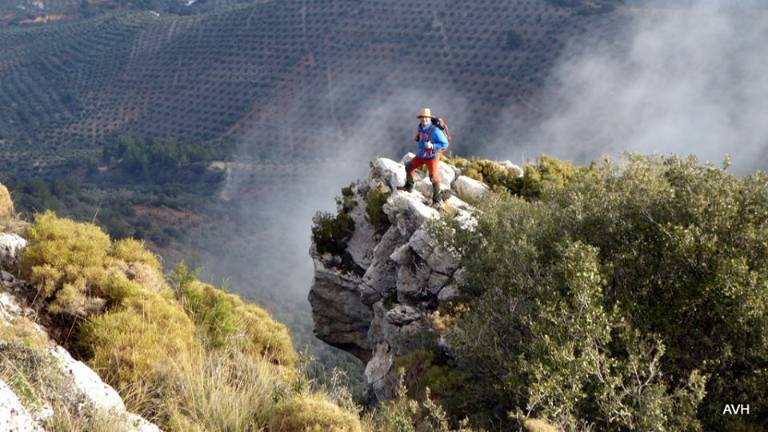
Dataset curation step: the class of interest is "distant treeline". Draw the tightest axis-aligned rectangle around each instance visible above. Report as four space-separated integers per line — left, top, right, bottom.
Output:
102 134 234 177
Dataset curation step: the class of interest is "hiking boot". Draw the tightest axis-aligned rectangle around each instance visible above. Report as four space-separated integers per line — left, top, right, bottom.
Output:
397 183 414 193
432 189 451 206
432 191 444 205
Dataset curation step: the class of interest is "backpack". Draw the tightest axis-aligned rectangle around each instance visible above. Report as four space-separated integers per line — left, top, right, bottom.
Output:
430 117 452 144
414 117 453 146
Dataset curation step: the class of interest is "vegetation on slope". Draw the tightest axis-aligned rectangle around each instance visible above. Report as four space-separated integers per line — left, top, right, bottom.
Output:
422 153 768 431
12 208 362 430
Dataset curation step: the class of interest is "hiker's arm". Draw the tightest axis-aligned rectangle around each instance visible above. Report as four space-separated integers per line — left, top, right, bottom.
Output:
431 129 449 151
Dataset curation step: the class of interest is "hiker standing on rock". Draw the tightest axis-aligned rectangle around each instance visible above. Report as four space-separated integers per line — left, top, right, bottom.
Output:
398 108 451 205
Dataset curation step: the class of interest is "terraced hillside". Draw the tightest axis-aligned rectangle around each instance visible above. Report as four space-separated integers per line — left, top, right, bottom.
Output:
0 0 260 26
0 0 628 179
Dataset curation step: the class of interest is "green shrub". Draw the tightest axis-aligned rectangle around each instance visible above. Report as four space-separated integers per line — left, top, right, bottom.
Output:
446 157 521 192
268 393 363 432
394 350 461 403
78 291 200 396
312 212 354 257
365 183 390 234
438 153 768 430
21 210 113 316
174 262 296 367
446 155 583 198
363 369 475 432
519 154 582 197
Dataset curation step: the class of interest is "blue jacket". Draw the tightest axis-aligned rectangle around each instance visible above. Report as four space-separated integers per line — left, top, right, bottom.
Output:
416 123 449 159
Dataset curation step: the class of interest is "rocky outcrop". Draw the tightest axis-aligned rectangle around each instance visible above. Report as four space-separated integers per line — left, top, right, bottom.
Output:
309 156 520 403
0 231 160 431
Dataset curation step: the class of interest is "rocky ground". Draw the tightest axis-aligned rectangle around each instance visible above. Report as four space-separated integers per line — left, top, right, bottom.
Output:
308 154 522 403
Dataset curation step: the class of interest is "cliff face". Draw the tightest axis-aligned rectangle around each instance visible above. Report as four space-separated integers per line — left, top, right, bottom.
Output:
308 154 520 403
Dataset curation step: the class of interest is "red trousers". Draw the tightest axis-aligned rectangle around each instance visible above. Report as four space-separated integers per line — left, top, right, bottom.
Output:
406 156 440 184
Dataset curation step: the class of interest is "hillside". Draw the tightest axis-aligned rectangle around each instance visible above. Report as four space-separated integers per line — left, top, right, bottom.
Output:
0 0 628 179
0 183 367 431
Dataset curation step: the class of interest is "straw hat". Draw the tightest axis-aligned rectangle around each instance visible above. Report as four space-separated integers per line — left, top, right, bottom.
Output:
417 108 432 118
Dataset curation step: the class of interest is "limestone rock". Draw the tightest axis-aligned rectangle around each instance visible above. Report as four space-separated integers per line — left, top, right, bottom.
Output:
346 189 377 269
437 284 460 303
370 158 406 190
453 175 490 202
0 233 27 272
0 380 42 432
360 226 407 305
428 273 450 295
396 258 431 301
411 162 456 199
438 161 457 186
414 177 434 198
364 342 395 402
308 258 372 362
406 228 460 276
385 304 421 326
383 191 439 237
500 160 525 177
0 184 13 224
49 346 126 412
0 283 160 431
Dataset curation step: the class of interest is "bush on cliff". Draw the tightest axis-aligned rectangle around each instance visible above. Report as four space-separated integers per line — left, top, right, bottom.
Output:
172 261 296 367
365 182 391 234
269 392 363 432
446 155 582 198
436 153 768 431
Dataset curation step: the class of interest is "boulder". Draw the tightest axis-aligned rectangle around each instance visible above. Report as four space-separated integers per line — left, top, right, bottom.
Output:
414 177 435 198
437 284 460 303
452 175 490 202
0 233 27 272
382 191 439 236
49 346 126 412
428 273 450 295
406 228 460 276
499 160 525 177
385 304 422 326
438 161 457 186
370 158 406 190
410 162 456 199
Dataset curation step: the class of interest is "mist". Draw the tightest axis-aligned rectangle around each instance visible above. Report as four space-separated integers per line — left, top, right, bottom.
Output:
197 80 470 343
197 1 768 347
500 1 768 174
